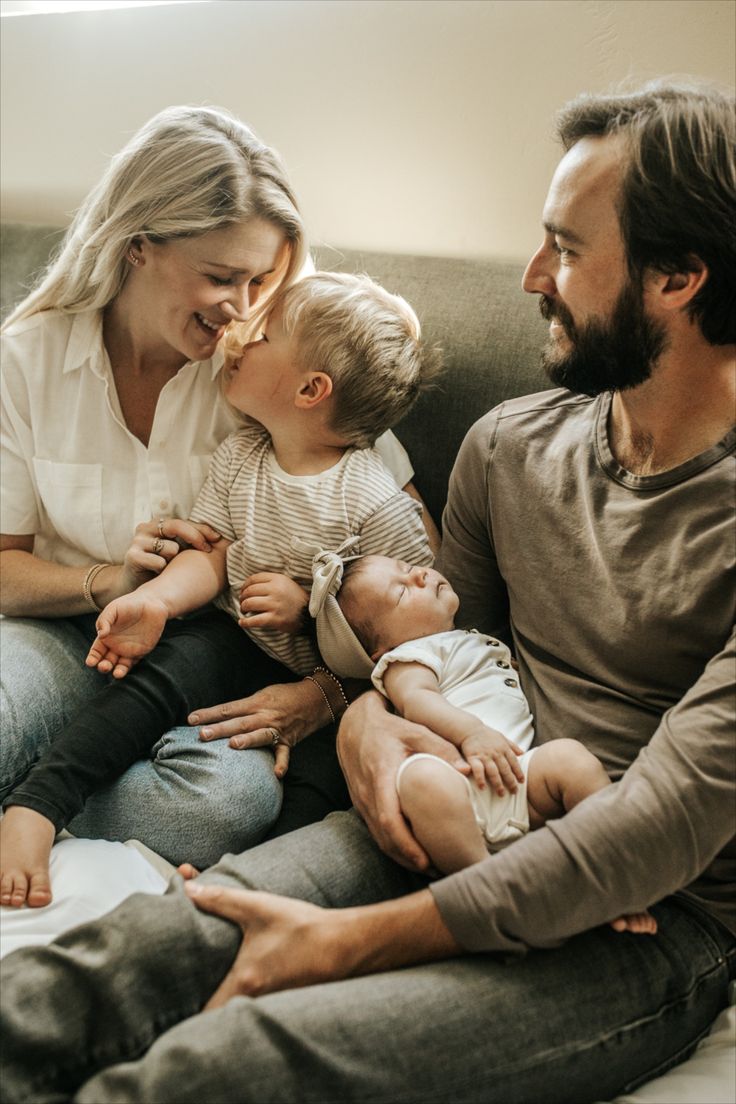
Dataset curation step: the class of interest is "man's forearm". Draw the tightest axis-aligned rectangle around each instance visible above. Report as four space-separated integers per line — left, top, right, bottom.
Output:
334 889 463 975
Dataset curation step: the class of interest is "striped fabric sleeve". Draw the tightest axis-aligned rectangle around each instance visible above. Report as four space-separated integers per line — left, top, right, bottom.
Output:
358 491 433 566
189 433 240 542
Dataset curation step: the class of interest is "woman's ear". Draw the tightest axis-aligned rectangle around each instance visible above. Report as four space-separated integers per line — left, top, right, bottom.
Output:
295 372 333 410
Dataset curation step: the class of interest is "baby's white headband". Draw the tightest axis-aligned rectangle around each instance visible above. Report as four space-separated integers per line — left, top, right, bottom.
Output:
305 539 375 680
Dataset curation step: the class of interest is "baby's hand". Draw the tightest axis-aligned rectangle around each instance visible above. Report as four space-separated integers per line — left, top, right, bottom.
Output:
238 573 309 634
460 725 525 796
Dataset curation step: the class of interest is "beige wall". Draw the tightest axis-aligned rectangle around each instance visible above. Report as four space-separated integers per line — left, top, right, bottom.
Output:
1 0 733 261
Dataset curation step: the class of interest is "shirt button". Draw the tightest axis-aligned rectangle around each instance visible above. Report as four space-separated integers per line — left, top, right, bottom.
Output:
504 677 518 688
496 659 510 669
159 500 169 511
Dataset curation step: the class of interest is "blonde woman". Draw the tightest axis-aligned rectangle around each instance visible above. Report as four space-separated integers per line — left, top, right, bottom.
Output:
0 106 428 866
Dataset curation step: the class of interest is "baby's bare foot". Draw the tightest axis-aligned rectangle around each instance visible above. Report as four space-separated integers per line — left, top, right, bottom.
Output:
610 911 658 935
0 807 56 908
177 863 200 881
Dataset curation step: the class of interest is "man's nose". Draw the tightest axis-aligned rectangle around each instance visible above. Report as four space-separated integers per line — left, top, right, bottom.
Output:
522 244 556 297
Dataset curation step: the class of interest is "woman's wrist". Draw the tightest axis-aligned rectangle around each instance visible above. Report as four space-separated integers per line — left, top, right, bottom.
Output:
83 563 120 610
305 667 350 725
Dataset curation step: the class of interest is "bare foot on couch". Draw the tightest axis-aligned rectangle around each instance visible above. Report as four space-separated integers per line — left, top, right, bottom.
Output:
178 863 200 881
0 807 56 908
610 911 658 935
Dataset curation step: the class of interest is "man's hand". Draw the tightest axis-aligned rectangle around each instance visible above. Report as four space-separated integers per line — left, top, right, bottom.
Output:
189 678 331 779
85 594 169 678
185 883 342 1006
337 691 470 871
460 726 525 796
184 880 462 1008
238 573 309 633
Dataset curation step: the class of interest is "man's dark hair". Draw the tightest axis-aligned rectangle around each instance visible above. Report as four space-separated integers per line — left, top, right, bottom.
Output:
556 80 735 345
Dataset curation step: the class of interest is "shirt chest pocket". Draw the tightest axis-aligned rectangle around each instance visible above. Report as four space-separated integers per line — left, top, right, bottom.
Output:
31 458 111 562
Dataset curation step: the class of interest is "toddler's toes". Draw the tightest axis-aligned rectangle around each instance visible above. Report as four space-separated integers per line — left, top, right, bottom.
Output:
26 870 52 908
0 871 30 909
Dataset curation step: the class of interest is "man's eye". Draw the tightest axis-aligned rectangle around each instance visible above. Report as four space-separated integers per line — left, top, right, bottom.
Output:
553 241 574 259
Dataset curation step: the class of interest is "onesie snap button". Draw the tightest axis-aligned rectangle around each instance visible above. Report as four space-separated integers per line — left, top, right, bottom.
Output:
486 639 500 647
496 659 510 669
504 678 518 688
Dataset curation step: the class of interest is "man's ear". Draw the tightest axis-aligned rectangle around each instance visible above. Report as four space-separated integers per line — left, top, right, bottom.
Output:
295 372 333 410
649 256 708 313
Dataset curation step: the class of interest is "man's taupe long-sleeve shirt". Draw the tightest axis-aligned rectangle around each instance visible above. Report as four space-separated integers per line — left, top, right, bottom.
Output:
432 388 735 952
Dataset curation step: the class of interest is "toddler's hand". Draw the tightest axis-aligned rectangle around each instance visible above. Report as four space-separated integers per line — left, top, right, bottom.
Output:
239 573 309 634
460 725 525 796
85 594 169 678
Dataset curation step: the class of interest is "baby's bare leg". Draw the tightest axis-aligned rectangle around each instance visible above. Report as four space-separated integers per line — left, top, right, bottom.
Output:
397 757 487 874
526 741 656 935
0 807 56 908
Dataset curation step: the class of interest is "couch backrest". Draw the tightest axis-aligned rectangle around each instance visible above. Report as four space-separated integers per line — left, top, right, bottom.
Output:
0 224 550 525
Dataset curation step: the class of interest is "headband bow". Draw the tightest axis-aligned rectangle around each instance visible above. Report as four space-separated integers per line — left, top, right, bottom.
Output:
296 537 375 680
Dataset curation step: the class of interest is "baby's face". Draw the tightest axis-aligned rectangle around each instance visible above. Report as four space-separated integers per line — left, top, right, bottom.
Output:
348 555 459 656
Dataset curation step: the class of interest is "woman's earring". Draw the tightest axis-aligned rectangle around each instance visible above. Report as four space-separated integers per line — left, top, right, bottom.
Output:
127 250 140 266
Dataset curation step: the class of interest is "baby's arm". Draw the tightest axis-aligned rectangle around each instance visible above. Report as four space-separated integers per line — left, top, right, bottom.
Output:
87 540 231 678
382 661 525 796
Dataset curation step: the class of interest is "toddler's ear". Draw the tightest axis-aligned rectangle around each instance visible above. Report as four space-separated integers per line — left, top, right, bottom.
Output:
295 372 333 410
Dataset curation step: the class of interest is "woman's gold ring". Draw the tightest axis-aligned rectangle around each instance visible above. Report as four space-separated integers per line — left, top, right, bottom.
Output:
157 517 166 539
152 538 164 555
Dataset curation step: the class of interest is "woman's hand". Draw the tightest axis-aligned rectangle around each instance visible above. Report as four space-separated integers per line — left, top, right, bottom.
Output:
337 691 469 872
238 573 309 633
189 678 331 779
111 518 222 600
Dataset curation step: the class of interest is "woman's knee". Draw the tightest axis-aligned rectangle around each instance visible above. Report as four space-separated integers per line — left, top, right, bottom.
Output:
0 616 101 797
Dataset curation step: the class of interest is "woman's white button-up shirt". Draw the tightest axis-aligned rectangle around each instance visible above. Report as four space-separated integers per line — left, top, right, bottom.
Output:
1 309 413 567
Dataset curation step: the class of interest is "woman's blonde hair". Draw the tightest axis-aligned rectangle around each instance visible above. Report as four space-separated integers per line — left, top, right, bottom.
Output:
2 105 306 331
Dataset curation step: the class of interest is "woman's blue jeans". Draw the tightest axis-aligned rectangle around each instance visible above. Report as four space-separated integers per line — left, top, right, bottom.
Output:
1 811 734 1104
0 613 349 867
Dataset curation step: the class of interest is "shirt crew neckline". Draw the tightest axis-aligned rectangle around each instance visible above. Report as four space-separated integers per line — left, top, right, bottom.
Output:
266 444 351 485
594 390 736 491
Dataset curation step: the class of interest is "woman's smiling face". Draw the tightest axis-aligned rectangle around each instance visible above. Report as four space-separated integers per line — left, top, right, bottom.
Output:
131 218 286 365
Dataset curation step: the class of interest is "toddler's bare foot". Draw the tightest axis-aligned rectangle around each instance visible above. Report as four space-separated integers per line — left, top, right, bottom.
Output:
610 911 657 935
177 863 200 881
0 807 56 908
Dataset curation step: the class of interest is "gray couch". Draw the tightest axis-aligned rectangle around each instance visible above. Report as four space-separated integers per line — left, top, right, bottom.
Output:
1 222 549 527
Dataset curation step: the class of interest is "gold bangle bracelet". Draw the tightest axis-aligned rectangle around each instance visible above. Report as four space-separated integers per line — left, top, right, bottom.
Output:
82 562 111 612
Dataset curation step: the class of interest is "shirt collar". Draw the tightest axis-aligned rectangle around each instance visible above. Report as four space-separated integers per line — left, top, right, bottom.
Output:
62 309 224 381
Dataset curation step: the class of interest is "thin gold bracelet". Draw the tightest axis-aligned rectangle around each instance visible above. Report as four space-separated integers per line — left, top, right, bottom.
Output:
310 665 350 719
82 563 111 612
304 675 336 726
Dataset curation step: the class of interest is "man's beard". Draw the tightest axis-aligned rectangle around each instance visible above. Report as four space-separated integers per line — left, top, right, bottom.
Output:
539 280 668 397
